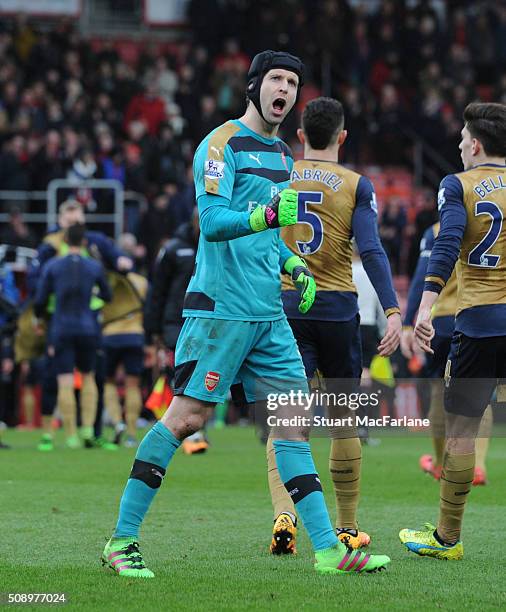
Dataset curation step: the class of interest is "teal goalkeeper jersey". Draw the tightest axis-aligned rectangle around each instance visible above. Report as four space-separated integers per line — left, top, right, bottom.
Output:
183 119 294 321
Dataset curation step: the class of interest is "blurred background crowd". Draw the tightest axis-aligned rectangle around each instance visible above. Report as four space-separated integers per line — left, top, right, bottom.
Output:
0 0 505 434
1 0 505 270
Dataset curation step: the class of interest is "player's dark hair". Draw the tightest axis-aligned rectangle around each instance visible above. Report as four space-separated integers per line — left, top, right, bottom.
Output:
302 97 344 150
64 223 86 247
463 102 506 158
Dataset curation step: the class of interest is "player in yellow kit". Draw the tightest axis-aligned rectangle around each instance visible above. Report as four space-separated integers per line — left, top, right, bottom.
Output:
267 97 402 554
102 271 148 447
401 102 506 560
401 224 493 484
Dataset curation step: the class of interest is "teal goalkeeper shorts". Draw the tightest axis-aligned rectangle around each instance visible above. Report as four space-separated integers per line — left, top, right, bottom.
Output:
173 317 308 403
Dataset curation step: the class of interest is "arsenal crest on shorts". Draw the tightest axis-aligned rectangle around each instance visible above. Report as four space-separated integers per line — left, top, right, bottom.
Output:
205 371 220 392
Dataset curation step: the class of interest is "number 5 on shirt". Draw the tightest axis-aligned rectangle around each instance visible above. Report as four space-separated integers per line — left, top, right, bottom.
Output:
296 191 324 255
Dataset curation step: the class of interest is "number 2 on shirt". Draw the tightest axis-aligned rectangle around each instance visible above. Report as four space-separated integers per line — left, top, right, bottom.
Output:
468 200 503 268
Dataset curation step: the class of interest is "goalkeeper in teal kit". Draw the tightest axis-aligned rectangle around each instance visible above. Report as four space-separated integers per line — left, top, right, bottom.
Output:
102 51 390 577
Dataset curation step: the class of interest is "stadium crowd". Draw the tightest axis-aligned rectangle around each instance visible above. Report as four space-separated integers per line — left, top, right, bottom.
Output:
1 0 506 435
0 2 505 257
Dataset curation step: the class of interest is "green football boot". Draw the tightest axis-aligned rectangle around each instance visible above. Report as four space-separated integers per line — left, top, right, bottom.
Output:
399 522 463 560
81 426 95 448
314 543 390 575
65 434 81 449
37 434 54 452
101 537 154 578
94 436 119 451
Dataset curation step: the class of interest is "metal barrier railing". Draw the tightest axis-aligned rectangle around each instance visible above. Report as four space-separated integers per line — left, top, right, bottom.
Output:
46 178 124 240
0 184 151 242
0 190 48 225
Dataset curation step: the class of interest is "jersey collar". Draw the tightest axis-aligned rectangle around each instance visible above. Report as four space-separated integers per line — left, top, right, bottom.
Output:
233 120 278 145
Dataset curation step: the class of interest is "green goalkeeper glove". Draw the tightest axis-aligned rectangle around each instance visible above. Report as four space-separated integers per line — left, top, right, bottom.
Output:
284 255 316 314
249 189 298 232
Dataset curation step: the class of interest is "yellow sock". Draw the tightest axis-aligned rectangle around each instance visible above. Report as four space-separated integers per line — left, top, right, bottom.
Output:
266 437 295 520
329 437 361 530
104 382 122 425
476 405 493 471
438 451 475 543
125 385 142 438
57 384 77 438
23 386 36 426
429 380 445 467
433 437 445 468
80 374 98 429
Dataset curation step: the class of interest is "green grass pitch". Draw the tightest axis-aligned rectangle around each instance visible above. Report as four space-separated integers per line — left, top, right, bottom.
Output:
1 427 505 611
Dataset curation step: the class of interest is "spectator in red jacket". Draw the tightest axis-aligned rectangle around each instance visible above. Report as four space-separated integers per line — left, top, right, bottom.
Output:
123 80 166 137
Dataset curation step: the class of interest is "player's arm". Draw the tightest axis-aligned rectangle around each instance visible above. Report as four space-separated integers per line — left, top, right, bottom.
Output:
195 141 297 242
37 242 57 267
33 264 53 318
278 235 294 271
198 190 298 242
401 227 434 358
198 195 253 241
278 236 316 314
87 231 133 272
144 243 176 342
352 176 401 356
26 242 56 295
415 176 466 353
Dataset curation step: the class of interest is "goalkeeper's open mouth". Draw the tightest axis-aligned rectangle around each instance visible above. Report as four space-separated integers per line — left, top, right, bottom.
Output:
272 97 287 117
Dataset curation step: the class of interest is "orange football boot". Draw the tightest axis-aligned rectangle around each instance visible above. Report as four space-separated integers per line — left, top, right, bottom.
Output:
270 513 297 555
336 528 371 549
419 454 442 480
472 467 487 486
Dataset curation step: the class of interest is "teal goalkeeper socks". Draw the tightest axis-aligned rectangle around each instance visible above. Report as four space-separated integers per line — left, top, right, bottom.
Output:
114 421 180 538
273 440 340 552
